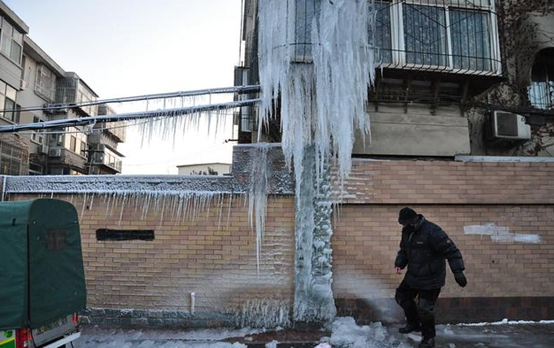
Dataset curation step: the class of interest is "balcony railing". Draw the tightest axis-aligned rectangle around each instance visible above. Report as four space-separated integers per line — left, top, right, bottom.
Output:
291 0 501 76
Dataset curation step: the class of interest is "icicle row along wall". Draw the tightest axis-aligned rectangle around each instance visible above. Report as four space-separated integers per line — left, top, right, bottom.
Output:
258 0 376 323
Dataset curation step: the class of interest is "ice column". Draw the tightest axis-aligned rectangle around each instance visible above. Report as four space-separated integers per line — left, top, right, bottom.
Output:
294 146 336 322
258 0 374 323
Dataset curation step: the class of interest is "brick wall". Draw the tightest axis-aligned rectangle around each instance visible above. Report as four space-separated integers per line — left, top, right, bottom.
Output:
7 157 554 325
332 159 554 322
336 160 554 204
12 193 296 327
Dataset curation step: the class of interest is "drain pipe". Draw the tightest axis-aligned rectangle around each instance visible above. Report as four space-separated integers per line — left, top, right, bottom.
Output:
190 292 195 315
1 175 7 202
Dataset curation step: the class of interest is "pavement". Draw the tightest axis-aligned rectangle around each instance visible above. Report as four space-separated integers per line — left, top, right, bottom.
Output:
77 322 554 348
228 323 554 347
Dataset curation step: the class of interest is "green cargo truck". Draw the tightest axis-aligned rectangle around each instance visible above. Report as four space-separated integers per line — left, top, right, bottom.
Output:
0 199 86 348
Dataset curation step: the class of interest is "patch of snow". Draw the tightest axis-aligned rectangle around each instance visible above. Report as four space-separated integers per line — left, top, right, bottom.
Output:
265 340 279 348
464 223 541 244
458 318 554 326
329 317 410 348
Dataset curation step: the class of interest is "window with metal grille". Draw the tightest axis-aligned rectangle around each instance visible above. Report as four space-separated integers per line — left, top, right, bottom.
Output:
292 0 501 75
529 48 554 110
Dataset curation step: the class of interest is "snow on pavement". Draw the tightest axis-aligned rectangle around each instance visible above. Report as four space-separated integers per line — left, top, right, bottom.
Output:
75 327 263 348
74 317 554 348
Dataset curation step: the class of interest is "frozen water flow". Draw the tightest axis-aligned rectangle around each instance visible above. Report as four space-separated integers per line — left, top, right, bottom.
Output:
258 0 376 323
248 145 271 275
258 0 375 184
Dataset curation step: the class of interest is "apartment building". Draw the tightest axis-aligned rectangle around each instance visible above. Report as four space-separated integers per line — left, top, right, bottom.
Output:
0 0 125 175
87 104 125 175
0 1 28 175
237 0 554 159
46 72 99 175
19 36 65 175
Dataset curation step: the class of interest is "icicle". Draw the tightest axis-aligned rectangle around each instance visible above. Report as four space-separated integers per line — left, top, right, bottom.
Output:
248 145 270 276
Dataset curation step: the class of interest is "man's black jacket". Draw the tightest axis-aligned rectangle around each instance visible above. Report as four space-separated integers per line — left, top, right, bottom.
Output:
395 215 465 290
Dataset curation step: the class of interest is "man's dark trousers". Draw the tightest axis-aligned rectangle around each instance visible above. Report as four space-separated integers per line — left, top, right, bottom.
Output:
395 279 441 339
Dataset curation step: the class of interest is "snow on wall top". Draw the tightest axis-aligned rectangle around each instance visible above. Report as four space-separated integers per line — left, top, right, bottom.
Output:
2 146 294 195
3 175 240 195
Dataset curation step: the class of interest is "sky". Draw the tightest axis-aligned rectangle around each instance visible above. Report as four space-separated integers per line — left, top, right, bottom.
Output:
4 0 243 174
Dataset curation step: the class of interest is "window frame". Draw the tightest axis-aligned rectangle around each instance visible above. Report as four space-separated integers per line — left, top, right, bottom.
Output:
69 135 77 153
0 16 23 66
375 0 501 75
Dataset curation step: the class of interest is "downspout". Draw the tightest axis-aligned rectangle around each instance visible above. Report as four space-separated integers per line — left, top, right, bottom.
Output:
1 175 7 201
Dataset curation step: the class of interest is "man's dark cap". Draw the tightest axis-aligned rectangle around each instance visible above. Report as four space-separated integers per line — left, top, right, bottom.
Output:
398 207 418 224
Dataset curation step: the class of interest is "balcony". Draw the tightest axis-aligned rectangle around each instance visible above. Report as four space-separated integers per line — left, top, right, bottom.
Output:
47 147 87 174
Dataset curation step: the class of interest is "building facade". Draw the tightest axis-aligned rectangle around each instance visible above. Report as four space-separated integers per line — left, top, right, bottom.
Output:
0 0 125 175
237 0 554 159
177 162 232 176
86 105 125 175
0 2 28 175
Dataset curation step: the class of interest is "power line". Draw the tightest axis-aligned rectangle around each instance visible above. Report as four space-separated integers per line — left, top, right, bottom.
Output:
8 85 260 113
0 99 261 133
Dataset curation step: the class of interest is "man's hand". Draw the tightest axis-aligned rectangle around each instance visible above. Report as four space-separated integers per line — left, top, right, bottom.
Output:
395 267 403 275
454 271 467 287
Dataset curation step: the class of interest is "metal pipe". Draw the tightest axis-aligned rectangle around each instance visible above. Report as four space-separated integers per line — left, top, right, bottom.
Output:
0 99 262 133
5 85 261 113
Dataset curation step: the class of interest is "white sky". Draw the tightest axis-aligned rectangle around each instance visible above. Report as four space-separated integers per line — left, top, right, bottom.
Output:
4 0 243 174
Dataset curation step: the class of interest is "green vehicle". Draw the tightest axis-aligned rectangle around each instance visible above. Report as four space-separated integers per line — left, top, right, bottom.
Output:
0 199 86 348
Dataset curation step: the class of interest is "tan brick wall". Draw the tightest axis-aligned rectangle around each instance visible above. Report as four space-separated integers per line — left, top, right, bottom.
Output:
333 205 554 300
337 160 554 204
9 159 554 321
12 194 296 315
333 159 554 304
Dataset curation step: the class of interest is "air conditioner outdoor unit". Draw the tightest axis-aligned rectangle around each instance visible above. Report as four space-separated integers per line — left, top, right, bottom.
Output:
48 148 62 157
43 104 68 115
491 111 531 140
39 145 49 154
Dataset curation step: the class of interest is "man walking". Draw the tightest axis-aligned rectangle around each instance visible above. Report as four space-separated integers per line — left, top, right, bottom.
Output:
394 207 467 348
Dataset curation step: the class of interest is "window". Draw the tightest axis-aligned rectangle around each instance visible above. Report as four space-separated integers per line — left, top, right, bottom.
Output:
450 9 492 71
70 136 77 152
370 2 392 64
294 0 321 62
528 48 554 110
0 141 24 175
403 4 448 67
35 64 56 101
0 17 23 65
32 116 45 144
80 141 87 157
291 0 499 74
382 0 498 73
0 81 19 123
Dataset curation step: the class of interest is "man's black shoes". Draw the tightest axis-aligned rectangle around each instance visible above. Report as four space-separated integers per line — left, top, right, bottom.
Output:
398 323 421 334
419 337 435 348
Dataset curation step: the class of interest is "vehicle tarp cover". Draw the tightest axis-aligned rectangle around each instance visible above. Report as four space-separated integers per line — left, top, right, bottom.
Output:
0 199 86 329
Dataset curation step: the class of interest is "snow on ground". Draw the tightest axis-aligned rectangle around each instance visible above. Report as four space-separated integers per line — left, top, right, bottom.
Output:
74 317 554 348
75 327 263 348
